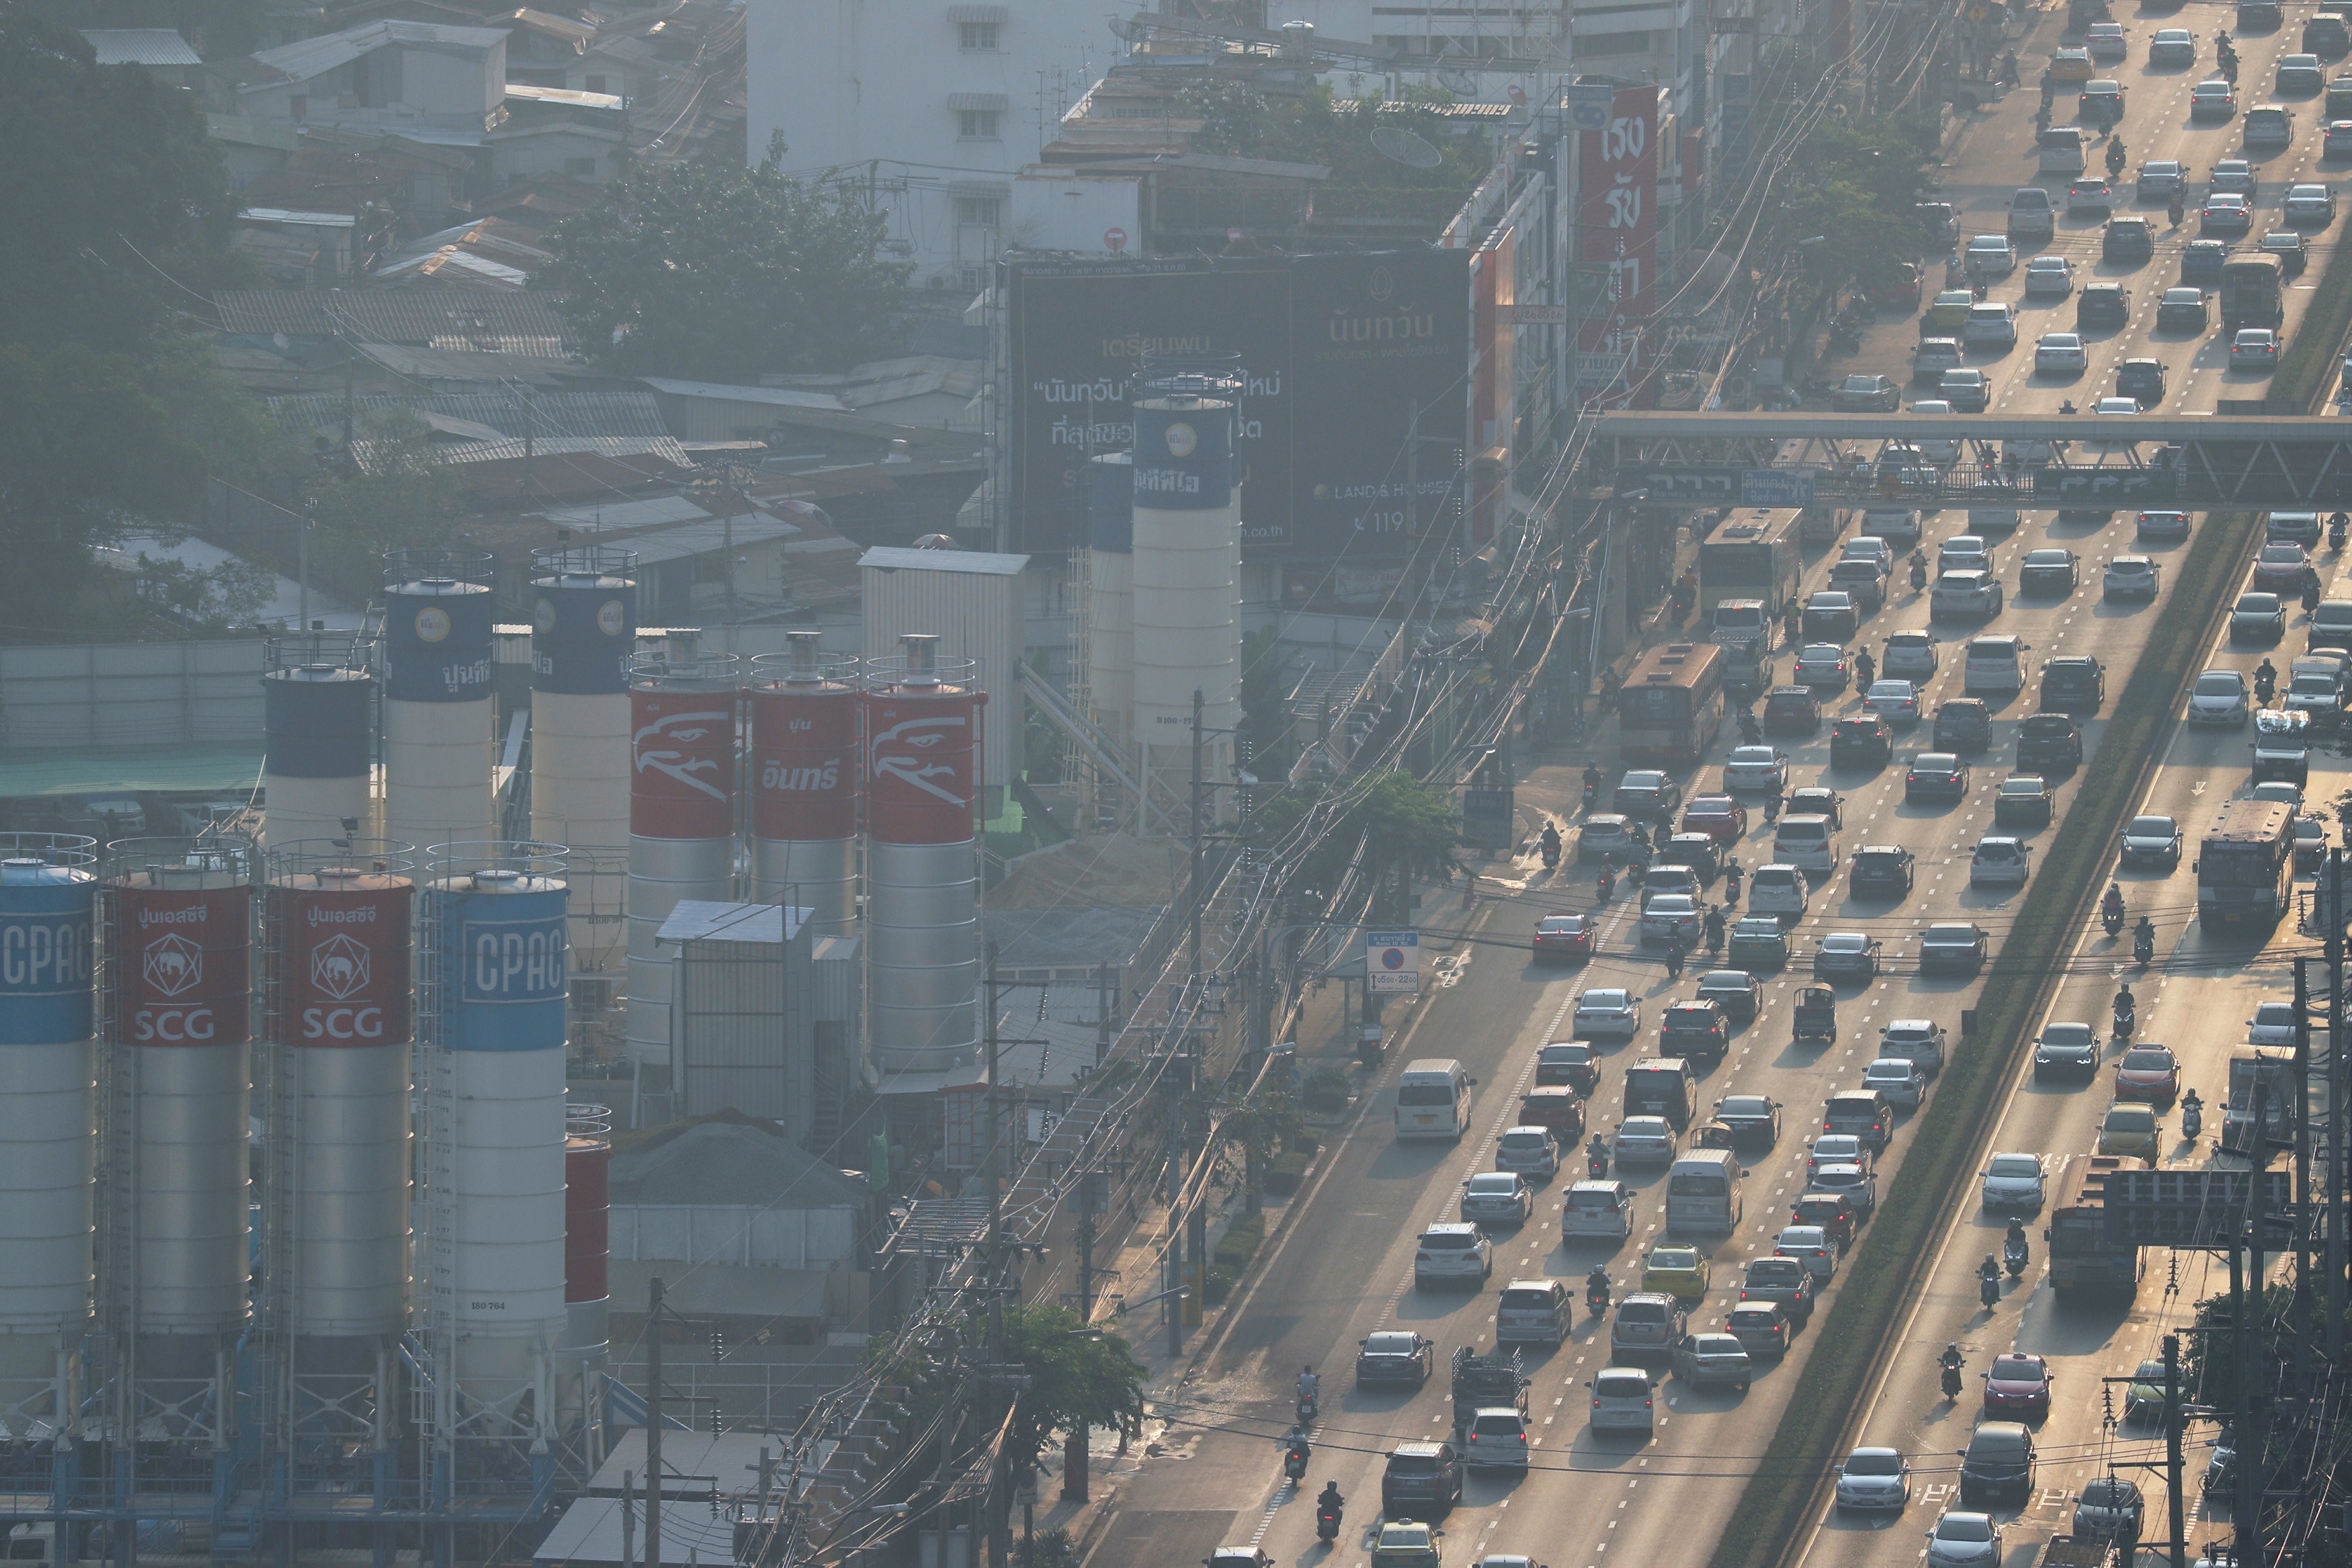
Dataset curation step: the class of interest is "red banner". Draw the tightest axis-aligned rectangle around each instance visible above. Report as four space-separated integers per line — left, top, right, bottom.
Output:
1577 86 1663 357
114 885 252 1047
749 687 861 841
630 687 737 840
863 689 983 846
267 880 413 1047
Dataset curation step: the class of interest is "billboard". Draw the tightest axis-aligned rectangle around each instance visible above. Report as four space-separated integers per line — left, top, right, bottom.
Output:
1007 251 1470 560
1577 85 1662 355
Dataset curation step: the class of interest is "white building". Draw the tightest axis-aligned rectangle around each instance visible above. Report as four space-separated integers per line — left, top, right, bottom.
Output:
745 0 1144 293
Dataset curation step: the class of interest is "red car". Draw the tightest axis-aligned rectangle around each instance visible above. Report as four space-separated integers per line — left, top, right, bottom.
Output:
2114 1044 2182 1102
2253 541 2311 591
1534 912 1596 963
1681 795 1749 842
1982 1352 2054 1417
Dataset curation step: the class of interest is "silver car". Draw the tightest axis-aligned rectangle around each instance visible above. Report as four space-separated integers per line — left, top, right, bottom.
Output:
1613 1116 1678 1165
1882 629 1939 679
1493 1126 1560 1176
1835 1446 1913 1513
1926 1511 2003 1567
1970 836 2031 888
1932 570 2004 618
1879 1018 1947 1076
2104 554 2159 601
1981 1152 2046 1210
2187 668 2250 725
1809 1162 1878 1214
1861 1057 1926 1109
1574 988 1642 1040
1460 1172 1536 1225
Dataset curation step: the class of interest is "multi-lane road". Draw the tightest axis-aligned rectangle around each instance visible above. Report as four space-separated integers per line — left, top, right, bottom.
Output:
1087 7 2347 1564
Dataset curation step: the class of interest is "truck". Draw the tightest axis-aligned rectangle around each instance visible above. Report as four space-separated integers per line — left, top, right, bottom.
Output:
1710 598 1773 698
2220 254 2284 333
1449 1345 1529 1431
2196 798 2296 927
2221 1050 2298 1156
2038 1535 2118 1568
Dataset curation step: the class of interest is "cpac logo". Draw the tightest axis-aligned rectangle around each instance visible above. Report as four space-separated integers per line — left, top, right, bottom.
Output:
872 715 970 806
634 707 732 801
310 933 371 1000
144 933 204 997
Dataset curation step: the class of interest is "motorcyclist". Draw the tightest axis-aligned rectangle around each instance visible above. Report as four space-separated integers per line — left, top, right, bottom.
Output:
1979 1254 2001 1296
1941 1343 1964 1375
1583 762 1603 804
2102 881 2126 926
1704 904 1728 949
1910 549 1929 590
2114 981 2136 1028
2106 136 2128 180
2060 399 2078 415
2255 657 2278 702
2001 48 2019 85
2182 1087 2204 1131
1317 1480 1345 1517
1297 1366 1320 1407
1722 856 1743 902
2332 511 2350 548
1540 822 1563 864
1856 648 1877 687
1587 1264 1613 1309
2135 914 2156 954
2005 1218 2029 1256
1587 1133 1610 1174
2169 192 2186 226
1763 787 1783 825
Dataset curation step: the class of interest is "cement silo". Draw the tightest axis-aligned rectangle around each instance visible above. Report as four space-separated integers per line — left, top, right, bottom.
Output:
259 645 375 849
862 635 983 1084
624 653 738 1072
1085 451 1135 745
558 1102 612 1474
529 548 636 984
1130 382 1243 826
382 551 497 857
0 836 97 1434
748 632 859 937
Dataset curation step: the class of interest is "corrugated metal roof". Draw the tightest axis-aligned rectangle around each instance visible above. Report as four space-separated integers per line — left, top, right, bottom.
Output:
624 513 805 567
245 21 511 87
859 546 1027 576
505 83 627 110
657 899 808 945
240 207 357 227
81 28 202 67
265 390 669 439
540 494 710 529
421 434 691 468
214 288 566 346
638 376 849 412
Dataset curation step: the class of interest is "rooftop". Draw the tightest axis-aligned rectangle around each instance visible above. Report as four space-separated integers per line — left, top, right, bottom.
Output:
79 28 202 67
213 288 566 350
244 21 513 88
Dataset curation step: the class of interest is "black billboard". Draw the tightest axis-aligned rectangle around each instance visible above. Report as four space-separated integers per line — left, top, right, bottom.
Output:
1007 251 1470 562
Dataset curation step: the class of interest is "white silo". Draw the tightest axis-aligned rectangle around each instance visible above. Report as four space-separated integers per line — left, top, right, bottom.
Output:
382 550 497 857
624 653 739 1074
1085 451 1135 746
1129 382 1244 828
530 546 637 985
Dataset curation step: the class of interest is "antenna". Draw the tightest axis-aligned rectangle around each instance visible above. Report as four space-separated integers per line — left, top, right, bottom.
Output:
1370 125 1446 168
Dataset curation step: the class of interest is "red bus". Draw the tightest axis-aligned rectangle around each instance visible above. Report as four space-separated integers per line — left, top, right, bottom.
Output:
1618 642 1726 763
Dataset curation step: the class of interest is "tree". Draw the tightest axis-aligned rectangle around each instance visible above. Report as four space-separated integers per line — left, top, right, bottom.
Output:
1000 1305 1148 1465
535 136 913 382
1773 113 1942 300
1250 770 1461 909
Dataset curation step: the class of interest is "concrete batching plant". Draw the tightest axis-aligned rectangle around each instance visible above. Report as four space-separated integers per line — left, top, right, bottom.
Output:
748 631 859 937
382 552 497 857
624 653 738 1077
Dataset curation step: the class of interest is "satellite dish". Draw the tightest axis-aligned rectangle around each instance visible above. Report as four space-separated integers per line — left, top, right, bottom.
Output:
1370 125 1445 168
1108 13 1143 40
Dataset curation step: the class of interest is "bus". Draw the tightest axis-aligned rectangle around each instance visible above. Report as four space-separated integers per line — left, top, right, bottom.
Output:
1618 642 1726 763
1697 513 1802 617
2046 1154 2140 1297
2220 254 2283 332
2196 798 2296 928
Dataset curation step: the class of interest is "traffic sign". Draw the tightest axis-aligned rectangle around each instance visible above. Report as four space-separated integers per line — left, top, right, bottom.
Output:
1366 930 1421 995
1103 227 1128 252
1739 468 1818 507
1503 303 1568 325
1565 84 1615 129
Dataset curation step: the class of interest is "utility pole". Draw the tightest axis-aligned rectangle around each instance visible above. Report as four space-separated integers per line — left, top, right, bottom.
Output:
2164 1333 2185 1568
1189 687 1205 979
2292 957 2314 1386
646 1275 665 1568
2328 847 2347 1358
2236 1076 2269 1553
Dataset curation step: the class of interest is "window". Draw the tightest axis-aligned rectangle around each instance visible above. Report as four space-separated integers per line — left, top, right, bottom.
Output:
565 157 598 177
959 20 1000 49
958 108 1001 138
584 73 608 93
958 266 987 294
955 195 1001 226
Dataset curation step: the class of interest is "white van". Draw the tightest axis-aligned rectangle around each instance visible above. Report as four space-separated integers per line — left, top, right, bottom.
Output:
1562 1179 1635 1239
1395 1057 1475 1142
1495 1278 1572 1345
2037 126 2086 174
1968 507 2021 535
1588 1366 1657 1437
1665 1150 1745 1233
1773 814 1837 873
1747 863 1809 919
1964 636 2030 695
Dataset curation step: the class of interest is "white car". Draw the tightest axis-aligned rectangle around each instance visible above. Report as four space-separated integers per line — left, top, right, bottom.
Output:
1613 1116 1678 1164
1810 1162 1879 1213
2249 1001 2298 1047
2232 328 2281 371
1414 1223 1493 1285
1964 302 2019 345
1807 1134 1873 1181
1964 234 2017 275
1932 570 2004 618
1926 1511 2004 1567
1494 1126 1560 1176
2023 255 2074 297
1969 836 2031 888
1883 630 1938 678
1724 745 1790 791
2187 668 2251 725
1880 1018 1947 1075
2035 332 2088 373
2146 30 2194 66
1911 402 1962 462
2094 396 2139 417
1835 1447 1913 1514
1862 679 1921 722
1980 1152 2046 1210
1861 1057 1926 1109
1640 894 1702 945
1938 535 1992 574
1843 536 1894 572
2104 555 2160 600
2285 183 2337 226
1574 988 1642 1040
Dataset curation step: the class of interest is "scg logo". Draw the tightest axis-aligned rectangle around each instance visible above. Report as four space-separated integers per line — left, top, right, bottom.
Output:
134 1007 216 1042
302 1005 384 1040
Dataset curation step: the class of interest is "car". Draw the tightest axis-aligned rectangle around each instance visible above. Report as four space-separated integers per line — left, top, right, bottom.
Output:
2211 158 2258 195
1357 1329 1437 1385
2230 594 2286 645
2203 191 2254 234
2085 18 2127 58
1792 1194 1857 1250
2099 1100 2163 1162
1713 1094 1780 1147
2102 216 2154 263
1614 769 1683 819
1835 1447 1913 1514
1808 1161 1878 1215
1924 289 1975 331
1681 794 1747 841
1609 1292 1686 1356
1934 698 1992 752
2138 509 2192 542
1982 1352 2055 1417
2105 554 2160 601
1723 746 1790 792
1992 774 2054 828
1959 1423 2038 1508
1640 894 1702 946
1831 374 1902 412
2333 118 2352 158
1794 644 1850 691
1656 832 1723 881
2279 52 2326 92
1669 1332 1751 1392
2066 180 2113 217
1913 337 1966 386
1724 1301 1794 1358
1639 865 1702 911
2290 663 2348 715
1849 844 1915 898
1861 1057 1925 1109
1380 1445 1464 1516
1806 1135 1874 1183
1586 1366 1658 1438
2249 1000 2299 1047
1726 916 1789 970
1611 1115 1679 1164
2119 814 2183 869
2232 327 2281 369
1697 969 1762 1025
2015 713 2083 773
2287 182 2339 226
1535 1039 1599 1093
2073 1477 2146 1547
1774 1224 1839 1281
1841 535 1894 572
2254 539 2310 591
2136 159 2188 205
1534 912 1596 963
1963 234 2017 278
1579 813 1637 862
1366 1523 1443 1568
2192 78 2238 119
1642 1245 1710 1301
2033 332 2087 374
1920 922 1989 974
2148 27 2195 64
1926 1512 2005 1567
2116 1045 2183 1102
1806 930 1879 981
2039 654 2105 712
1981 1151 2047 1209
2023 254 2074 298
1495 1127 1564 1181
1763 683 1822 733
2309 13 2352 55
1790 783 1845 825
1962 301 2017 346
2312 599 2352 651
1939 367 1992 411
2124 1360 2173 1422
2156 287 2210 332
2183 239 2230 285
1931 570 2004 619
1970 836 2031 888
2050 46 2094 80
2019 548 2079 596
1911 405 1962 462
1415 1224 1492 1287
2081 79 2127 121
2115 357 2167 406
1574 988 1642 1040
1861 679 1921 724
1823 716 1893 775
1906 752 1970 803
1462 1406 1533 1471
1659 1000 1728 1061
1880 629 1937 679
1460 1171 1536 1225
2260 229 2310 277
1829 558 1890 612
2034 1021 2101 1080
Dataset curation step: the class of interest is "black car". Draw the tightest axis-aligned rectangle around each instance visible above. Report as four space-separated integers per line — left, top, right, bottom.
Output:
1904 752 1970 803
1830 714 1894 769
1358 1330 1437 1387
1959 1423 2038 1508
2033 1021 2102 1080
2183 239 2228 285
2308 13 2351 54
2136 509 2192 541
1713 1094 1781 1149
1831 374 1903 412
1919 922 1990 975
1695 969 1761 1025
2101 218 2154 264
1381 1441 1464 1515
1933 698 1992 752
1661 1000 1729 1062
2156 289 2210 331
2017 713 2085 771
2260 230 2308 278
2310 598 2352 649
2040 655 2107 713
1657 832 1722 881
2019 549 2081 596
2115 357 2167 406
2076 283 2132 329
1849 844 1917 898
1534 1040 1599 1092
1614 770 1683 820
2119 813 2185 869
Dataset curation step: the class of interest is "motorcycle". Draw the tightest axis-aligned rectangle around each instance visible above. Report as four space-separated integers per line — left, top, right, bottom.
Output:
1738 712 1764 746
2134 925 2155 965
1316 1504 1343 1543
1540 833 1561 871
1587 1279 1612 1317
1979 1270 2001 1309
2102 900 2124 937
2183 1093 2204 1141
2004 1234 2029 1278
2333 513 2349 550
1583 778 1600 811
2113 1000 2136 1042
1587 1139 1610 1179
2255 672 2277 706
1910 557 1929 591
1723 865 1743 904
1597 868 1615 902
1284 1442 1310 1482
1356 1022 1383 1069
1297 1389 1318 1424
1941 1358 1964 1401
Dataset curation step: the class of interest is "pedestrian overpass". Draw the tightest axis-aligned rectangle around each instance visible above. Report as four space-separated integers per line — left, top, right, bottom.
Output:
1585 411 2352 509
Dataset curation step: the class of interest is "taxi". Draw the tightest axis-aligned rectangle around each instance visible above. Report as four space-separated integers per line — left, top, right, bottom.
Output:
1642 1244 1712 1302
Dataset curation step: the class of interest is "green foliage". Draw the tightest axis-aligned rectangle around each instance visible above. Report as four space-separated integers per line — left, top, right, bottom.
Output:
1239 625 1292 773
1775 113 1943 298
1264 1150 1314 1196
1300 1066 1352 1116
1179 81 1485 225
1250 770 1462 896
2179 1282 2299 1418
1001 1305 1148 1465
1012 1526 1077 1568
1202 1264 1238 1307
536 136 913 382
1213 1212 1266 1272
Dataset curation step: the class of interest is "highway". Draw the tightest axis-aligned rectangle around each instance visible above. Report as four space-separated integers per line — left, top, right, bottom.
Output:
1085 5 2345 1564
